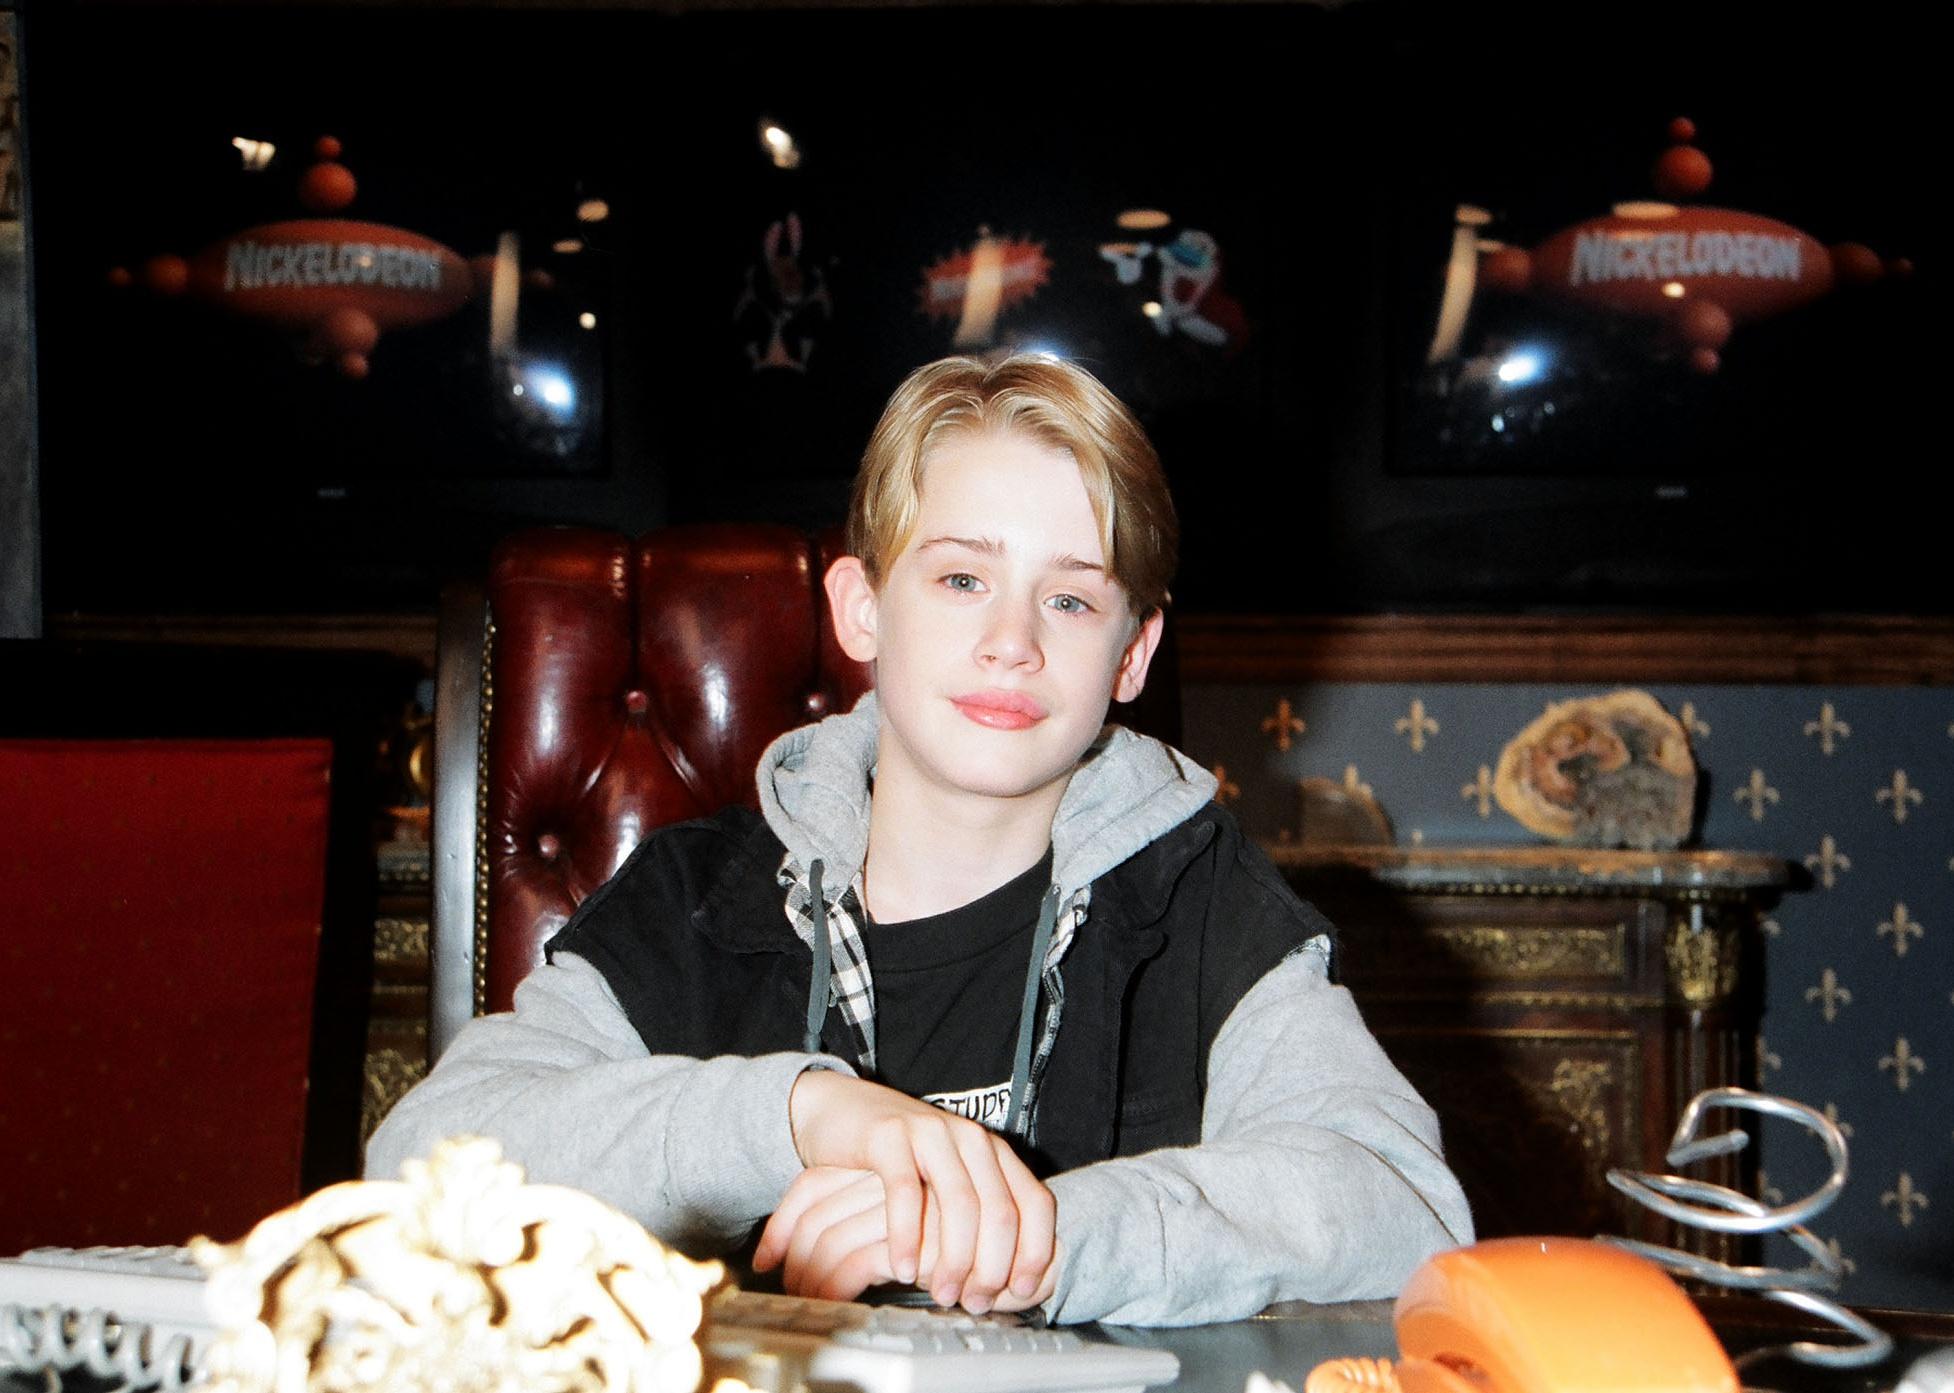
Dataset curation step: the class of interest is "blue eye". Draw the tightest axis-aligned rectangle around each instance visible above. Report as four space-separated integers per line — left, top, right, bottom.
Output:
1049 593 1092 614
943 573 981 592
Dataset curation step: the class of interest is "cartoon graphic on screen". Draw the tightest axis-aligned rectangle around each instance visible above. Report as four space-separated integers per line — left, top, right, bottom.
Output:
1443 118 1909 375
733 212 832 373
109 136 484 379
1100 227 1247 350
918 229 1052 349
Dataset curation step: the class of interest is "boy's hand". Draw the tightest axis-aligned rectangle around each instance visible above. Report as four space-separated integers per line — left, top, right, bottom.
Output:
754 1167 904 1301
754 1165 1060 1313
780 1071 1056 1310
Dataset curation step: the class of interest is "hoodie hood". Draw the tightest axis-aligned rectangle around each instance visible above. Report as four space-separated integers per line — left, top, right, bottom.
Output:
755 692 880 895
1051 722 1219 896
755 689 1218 903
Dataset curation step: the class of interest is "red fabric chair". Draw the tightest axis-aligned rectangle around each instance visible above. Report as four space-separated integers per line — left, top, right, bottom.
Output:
0 738 332 1250
0 640 414 1247
429 524 1182 1057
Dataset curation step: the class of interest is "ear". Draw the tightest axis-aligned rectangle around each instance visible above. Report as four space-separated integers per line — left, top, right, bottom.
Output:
824 555 880 664
1112 608 1165 704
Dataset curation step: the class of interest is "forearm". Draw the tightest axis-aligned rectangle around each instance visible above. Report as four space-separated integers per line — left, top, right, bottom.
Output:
365 952 851 1254
1042 955 1473 1326
1046 1101 1466 1324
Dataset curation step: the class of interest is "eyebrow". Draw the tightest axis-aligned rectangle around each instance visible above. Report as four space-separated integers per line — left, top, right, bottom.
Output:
916 535 1108 575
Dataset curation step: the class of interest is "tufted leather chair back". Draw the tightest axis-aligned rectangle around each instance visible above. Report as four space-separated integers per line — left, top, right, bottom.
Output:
429 526 873 1056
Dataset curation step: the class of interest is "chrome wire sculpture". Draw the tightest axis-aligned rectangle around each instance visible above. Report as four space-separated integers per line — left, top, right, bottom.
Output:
1603 1086 1892 1370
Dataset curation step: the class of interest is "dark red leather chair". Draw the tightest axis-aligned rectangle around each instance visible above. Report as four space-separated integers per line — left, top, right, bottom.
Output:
428 526 872 1056
429 524 1181 1057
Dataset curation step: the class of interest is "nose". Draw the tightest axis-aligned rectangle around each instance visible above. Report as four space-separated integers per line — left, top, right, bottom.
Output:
977 599 1044 672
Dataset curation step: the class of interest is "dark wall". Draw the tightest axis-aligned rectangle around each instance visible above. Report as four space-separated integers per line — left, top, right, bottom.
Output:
1 7 32 637
18 1 1942 617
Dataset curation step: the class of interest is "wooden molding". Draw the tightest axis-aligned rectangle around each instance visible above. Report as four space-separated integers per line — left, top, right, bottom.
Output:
46 613 439 669
45 609 1954 687
1177 614 1954 687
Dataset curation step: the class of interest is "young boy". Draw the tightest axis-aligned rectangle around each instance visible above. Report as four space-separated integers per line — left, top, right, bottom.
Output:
366 353 1472 1326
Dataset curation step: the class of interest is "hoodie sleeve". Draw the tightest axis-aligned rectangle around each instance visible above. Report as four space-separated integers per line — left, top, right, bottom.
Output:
1042 946 1474 1326
364 950 855 1255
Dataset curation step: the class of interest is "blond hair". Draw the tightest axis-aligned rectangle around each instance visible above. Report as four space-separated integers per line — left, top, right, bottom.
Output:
846 355 1178 617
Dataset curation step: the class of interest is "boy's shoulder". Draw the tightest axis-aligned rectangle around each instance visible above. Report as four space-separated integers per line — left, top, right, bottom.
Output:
546 805 791 959
1077 798 1338 1050
1100 797 1336 956
1103 798 1321 913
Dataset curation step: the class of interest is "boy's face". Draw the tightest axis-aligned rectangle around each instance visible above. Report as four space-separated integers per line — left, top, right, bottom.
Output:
828 429 1162 812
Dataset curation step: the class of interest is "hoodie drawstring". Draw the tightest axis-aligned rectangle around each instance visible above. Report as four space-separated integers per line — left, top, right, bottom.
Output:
802 860 1060 1143
802 858 832 1054
1004 886 1061 1138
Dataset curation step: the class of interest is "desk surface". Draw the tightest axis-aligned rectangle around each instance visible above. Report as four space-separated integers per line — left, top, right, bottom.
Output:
5 1298 1948 1393
1086 1296 1952 1393
1094 1301 1400 1392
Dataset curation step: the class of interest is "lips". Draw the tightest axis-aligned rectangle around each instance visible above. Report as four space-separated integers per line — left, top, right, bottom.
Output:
951 690 1049 731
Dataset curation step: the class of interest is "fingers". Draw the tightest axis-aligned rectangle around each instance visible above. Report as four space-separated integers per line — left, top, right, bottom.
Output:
918 1192 941 1287
891 1117 984 1307
952 1127 1022 1314
990 1234 1063 1315
754 1166 869 1272
792 1076 934 1284
888 1118 1033 1313
778 1174 891 1299
862 1118 932 1285
775 1072 1056 1315
995 1138 1058 1302
799 1225 898 1301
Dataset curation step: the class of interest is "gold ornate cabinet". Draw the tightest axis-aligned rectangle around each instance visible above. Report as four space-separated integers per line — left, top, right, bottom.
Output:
363 839 432 1142
1271 846 1790 1250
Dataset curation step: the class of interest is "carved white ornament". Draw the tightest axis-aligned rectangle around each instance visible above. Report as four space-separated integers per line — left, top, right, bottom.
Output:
189 1137 738 1393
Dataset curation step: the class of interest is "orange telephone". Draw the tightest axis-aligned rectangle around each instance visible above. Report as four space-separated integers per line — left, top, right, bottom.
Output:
1308 1237 1739 1393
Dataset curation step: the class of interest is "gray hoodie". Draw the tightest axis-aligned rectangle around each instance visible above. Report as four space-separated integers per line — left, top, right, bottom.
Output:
758 693 1228 1139
366 698 1473 1324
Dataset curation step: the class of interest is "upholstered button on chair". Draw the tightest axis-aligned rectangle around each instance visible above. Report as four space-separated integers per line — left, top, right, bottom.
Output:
429 524 1181 1058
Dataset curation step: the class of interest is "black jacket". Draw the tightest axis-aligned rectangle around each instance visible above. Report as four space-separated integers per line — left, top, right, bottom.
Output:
549 800 1334 1175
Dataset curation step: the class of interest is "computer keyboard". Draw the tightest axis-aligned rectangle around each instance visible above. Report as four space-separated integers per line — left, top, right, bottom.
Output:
0 1244 210 1390
0 1246 1179 1393
705 1289 1178 1393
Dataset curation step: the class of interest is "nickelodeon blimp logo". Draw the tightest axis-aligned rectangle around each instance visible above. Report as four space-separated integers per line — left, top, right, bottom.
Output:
111 135 494 379
1468 118 1908 373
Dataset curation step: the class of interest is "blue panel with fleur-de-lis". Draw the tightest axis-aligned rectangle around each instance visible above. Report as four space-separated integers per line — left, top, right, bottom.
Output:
1184 681 1953 1311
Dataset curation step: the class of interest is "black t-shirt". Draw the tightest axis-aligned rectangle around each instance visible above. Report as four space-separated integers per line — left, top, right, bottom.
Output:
859 847 1052 1132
